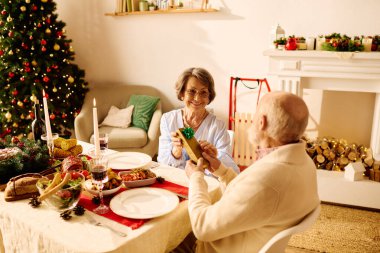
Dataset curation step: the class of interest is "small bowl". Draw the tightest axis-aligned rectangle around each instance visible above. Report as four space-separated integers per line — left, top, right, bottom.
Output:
84 179 122 196
119 170 156 188
36 173 85 211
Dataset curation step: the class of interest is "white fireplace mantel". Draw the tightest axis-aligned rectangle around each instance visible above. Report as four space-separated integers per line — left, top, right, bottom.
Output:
263 49 380 160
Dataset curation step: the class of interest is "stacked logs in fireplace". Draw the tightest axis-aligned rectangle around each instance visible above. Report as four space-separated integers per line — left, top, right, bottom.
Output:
304 136 380 182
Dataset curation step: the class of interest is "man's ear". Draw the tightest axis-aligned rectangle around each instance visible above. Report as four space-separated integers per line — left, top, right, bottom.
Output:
259 115 267 130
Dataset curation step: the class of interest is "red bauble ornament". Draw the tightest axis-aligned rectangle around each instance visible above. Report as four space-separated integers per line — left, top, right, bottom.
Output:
11 137 20 144
32 5 38 11
20 77 25 81
34 78 40 83
46 18 51 24
11 99 17 105
46 67 51 72
41 46 46 52
62 113 67 119
44 93 49 99
285 37 297 50
30 112 35 119
25 66 31 72
1 10 7 15
21 43 28 49
50 113 55 120
23 61 30 67
41 39 47 45
43 76 49 82
8 31 13 37
0 50 3 56
56 31 63 37
52 64 58 69
29 35 33 40
8 72 15 78
23 98 28 103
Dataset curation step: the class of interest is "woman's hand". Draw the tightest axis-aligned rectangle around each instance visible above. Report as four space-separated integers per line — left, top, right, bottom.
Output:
185 158 205 178
171 132 183 159
202 152 221 173
199 140 218 158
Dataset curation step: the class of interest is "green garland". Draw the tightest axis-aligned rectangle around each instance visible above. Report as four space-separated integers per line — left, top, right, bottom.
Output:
0 136 50 184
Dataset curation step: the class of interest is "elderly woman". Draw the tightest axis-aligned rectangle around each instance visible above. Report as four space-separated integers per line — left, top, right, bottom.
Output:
157 67 239 174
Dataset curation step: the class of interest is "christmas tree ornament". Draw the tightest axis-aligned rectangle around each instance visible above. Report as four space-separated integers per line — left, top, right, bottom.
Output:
41 46 46 52
8 50 13 55
6 16 12 22
50 113 55 120
25 66 31 72
29 35 33 40
46 67 51 72
20 6 26 12
53 44 60 50
41 0 48 3
11 89 18 95
20 114 25 119
12 122 18 127
11 99 17 105
8 72 15 78
52 86 57 92
20 77 25 81
1 10 7 16
43 76 49 82
32 5 37 11
41 39 46 45
25 0 31 3
69 46 74 52
45 28 51 34
8 31 13 37
31 60 37 66
5 112 11 119
17 101 23 107
68 76 74 83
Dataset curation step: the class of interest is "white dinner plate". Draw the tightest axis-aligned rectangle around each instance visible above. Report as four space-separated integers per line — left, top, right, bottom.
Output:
107 152 152 170
110 188 179 219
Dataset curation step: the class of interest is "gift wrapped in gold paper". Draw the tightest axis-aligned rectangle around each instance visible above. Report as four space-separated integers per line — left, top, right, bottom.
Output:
176 127 209 169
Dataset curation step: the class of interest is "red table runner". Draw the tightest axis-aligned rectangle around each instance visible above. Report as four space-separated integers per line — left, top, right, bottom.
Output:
78 180 188 230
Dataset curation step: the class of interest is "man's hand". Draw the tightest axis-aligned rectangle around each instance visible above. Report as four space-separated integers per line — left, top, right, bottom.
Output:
171 132 183 159
185 158 205 178
199 140 217 158
202 152 221 173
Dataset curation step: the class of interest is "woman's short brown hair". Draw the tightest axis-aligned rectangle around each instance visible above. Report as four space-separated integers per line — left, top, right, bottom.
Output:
175 67 216 104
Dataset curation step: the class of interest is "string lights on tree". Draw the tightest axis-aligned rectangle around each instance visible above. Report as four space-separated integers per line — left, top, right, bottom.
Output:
0 0 89 138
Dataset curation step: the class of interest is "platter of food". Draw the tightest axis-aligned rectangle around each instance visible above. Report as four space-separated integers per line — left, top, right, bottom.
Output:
84 168 122 196
107 152 152 170
110 188 179 219
119 168 156 188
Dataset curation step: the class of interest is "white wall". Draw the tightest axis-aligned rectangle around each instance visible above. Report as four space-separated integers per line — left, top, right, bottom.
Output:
55 0 380 146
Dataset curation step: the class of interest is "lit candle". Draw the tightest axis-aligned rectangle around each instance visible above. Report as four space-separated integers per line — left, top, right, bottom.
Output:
42 90 53 140
93 98 100 157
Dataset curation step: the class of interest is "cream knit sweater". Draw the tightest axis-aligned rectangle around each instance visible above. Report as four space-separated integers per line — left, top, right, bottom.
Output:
188 142 320 253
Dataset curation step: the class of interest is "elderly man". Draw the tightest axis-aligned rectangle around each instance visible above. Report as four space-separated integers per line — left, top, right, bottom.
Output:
184 91 320 253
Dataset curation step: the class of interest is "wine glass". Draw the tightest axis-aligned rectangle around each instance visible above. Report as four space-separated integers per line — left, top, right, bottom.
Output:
89 156 110 214
99 133 109 154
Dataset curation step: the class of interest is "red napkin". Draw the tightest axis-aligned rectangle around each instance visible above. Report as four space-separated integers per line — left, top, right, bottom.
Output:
78 180 188 230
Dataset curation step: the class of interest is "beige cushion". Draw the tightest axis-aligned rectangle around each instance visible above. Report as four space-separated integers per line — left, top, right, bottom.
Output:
91 126 147 149
100 105 134 128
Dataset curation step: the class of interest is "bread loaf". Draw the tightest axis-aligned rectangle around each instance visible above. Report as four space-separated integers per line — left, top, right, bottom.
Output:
4 173 43 201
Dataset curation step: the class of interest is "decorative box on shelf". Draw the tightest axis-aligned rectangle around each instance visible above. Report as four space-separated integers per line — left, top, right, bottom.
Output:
344 162 366 181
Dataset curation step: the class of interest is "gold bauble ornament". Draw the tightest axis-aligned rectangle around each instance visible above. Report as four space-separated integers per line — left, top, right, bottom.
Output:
7 16 12 22
13 122 18 128
68 76 74 83
30 94 37 102
53 86 57 92
20 6 26 12
25 0 31 3
53 44 60 51
32 60 37 66
5 112 11 119
8 50 13 55
20 114 25 119
45 28 51 34
69 46 74 52
41 0 48 2
17 101 23 107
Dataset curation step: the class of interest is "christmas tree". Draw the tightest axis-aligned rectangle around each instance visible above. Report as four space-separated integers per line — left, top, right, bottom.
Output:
0 0 88 138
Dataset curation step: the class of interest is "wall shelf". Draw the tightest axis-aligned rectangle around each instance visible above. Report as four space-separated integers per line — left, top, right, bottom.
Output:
105 8 218 16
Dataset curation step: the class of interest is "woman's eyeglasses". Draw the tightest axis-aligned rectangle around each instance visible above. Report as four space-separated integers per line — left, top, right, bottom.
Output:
185 89 209 98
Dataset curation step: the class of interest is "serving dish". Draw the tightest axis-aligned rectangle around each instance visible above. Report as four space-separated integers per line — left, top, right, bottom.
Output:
119 169 156 188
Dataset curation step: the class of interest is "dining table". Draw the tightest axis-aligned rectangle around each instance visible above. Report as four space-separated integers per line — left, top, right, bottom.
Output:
0 142 222 253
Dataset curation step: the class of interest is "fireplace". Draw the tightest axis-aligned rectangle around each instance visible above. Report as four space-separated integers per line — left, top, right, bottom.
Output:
263 50 380 160
263 50 380 210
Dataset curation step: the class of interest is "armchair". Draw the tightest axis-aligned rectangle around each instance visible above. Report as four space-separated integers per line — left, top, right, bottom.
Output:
74 85 162 158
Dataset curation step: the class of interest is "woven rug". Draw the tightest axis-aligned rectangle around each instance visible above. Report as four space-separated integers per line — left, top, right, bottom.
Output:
288 204 380 253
